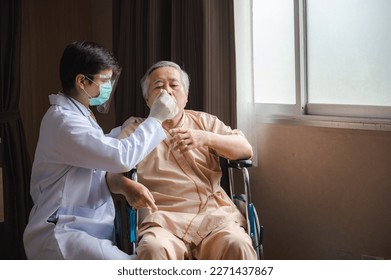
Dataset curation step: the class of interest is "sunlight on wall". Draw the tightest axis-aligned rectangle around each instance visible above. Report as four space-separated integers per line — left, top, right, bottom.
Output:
234 0 258 166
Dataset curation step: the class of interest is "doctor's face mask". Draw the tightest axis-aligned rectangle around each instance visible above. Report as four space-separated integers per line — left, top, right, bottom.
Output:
83 76 112 106
82 69 121 111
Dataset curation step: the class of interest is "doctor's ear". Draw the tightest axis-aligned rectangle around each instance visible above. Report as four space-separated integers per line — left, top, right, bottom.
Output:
75 74 86 89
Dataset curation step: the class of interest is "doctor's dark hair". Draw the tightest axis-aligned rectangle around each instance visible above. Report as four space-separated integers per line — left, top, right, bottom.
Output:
140 61 190 100
59 41 120 92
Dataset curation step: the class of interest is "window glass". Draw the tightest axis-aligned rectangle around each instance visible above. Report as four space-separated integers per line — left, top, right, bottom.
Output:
253 0 296 104
307 0 391 106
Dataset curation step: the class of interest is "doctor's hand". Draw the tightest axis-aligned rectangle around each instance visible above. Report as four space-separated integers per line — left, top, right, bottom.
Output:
148 90 178 123
106 173 157 211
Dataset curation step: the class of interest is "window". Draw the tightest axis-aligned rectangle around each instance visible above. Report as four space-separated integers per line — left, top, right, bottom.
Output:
250 0 391 120
253 0 295 104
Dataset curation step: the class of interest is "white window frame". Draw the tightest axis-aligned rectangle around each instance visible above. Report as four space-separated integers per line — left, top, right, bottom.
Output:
244 0 391 131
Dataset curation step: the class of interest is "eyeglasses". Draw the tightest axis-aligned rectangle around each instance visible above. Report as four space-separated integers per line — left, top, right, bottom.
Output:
83 69 121 90
84 73 112 84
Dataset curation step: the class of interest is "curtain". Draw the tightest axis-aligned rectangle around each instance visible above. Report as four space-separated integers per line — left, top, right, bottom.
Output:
0 0 32 259
112 0 237 128
233 0 257 165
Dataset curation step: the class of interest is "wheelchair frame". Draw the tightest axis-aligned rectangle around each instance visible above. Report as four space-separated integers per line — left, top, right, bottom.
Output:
226 159 264 260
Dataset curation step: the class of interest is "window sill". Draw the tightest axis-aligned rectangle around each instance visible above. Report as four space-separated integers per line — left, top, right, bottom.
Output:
256 113 391 132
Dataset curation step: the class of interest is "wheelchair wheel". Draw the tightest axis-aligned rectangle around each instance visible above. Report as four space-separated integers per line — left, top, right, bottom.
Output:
248 203 264 260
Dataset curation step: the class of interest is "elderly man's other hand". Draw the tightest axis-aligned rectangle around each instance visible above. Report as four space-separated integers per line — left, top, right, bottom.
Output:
106 173 157 211
122 178 158 211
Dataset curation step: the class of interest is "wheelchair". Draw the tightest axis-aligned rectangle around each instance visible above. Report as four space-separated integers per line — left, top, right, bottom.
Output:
113 158 264 260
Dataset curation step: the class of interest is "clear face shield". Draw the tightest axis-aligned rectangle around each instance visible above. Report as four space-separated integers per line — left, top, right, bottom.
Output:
95 68 122 114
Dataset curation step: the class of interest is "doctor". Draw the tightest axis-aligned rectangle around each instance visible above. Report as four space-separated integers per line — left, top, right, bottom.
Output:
23 41 177 259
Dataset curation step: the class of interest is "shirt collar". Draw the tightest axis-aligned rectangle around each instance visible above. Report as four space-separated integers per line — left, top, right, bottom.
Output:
49 92 90 117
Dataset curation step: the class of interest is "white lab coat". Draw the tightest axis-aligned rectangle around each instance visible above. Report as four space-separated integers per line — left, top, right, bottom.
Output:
23 93 165 259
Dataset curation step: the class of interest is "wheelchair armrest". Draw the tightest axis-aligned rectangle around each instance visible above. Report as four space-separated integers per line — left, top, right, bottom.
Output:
228 159 253 169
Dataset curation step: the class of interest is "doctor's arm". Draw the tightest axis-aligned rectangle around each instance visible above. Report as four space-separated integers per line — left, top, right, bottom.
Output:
106 172 157 211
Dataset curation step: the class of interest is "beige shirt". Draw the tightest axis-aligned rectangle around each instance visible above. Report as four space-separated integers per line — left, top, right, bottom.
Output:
120 110 247 245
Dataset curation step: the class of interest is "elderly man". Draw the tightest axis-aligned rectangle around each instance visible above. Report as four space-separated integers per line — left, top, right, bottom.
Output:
119 61 256 260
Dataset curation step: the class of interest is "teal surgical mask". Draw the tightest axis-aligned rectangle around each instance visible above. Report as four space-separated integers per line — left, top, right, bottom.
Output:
83 76 113 106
